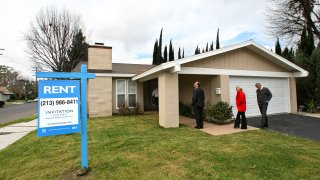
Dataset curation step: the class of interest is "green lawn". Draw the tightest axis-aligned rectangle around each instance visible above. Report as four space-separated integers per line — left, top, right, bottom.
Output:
0 114 38 128
0 114 319 179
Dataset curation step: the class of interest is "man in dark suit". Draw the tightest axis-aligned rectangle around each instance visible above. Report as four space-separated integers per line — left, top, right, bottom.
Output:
192 81 205 129
255 83 272 128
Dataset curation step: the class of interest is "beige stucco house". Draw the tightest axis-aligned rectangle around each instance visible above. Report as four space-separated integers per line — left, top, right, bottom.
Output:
83 40 308 128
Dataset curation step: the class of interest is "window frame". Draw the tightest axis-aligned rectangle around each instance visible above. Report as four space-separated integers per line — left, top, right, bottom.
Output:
127 80 137 108
115 79 137 109
116 79 126 109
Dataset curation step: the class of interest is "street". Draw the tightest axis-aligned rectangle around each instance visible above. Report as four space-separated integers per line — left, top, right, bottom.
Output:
0 102 37 123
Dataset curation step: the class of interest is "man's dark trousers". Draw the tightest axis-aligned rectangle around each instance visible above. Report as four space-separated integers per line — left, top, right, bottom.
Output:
258 102 269 126
194 107 204 128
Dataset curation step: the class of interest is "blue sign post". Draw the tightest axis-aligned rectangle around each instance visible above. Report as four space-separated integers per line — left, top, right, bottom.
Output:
36 65 95 170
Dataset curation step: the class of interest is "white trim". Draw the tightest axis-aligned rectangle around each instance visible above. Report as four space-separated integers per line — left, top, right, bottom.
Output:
132 61 177 81
287 78 291 113
178 67 305 77
96 73 136 77
170 64 181 73
132 40 308 81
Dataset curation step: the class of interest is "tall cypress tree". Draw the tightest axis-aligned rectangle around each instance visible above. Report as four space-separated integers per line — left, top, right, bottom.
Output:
216 28 220 49
298 27 309 57
302 44 320 104
282 47 294 62
210 42 214 51
182 48 184 58
152 39 159 65
206 42 209 52
195 45 199 55
307 29 315 57
275 37 282 55
164 45 168 62
202 48 205 53
178 47 181 59
282 47 289 59
169 40 174 61
312 43 320 102
296 27 316 105
289 48 294 61
172 47 175 60
157 28 163 64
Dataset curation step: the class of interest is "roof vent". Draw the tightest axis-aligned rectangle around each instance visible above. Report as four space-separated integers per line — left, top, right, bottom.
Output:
94 42 104 46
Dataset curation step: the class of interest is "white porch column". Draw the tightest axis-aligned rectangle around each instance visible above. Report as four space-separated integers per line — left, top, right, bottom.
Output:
158 72 179 128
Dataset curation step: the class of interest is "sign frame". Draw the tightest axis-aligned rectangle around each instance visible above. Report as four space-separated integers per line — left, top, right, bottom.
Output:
36 65 95 170
38 80 81 137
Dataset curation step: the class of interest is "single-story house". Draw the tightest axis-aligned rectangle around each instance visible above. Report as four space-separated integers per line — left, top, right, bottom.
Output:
0 86 13 108
79 40 308 128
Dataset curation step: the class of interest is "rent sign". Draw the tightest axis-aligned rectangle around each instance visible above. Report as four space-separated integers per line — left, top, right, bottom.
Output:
38 80 80 136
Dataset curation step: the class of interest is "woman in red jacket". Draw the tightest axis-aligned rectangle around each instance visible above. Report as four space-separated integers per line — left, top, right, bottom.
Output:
234 85 247 129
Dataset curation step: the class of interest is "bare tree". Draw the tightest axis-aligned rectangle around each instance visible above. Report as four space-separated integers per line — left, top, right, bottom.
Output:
0 65 18 86
25 7 83 72
266 0 320 42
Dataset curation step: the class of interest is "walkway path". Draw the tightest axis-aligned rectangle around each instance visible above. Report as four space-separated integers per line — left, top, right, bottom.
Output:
0 120 37 150
296 112 320 118
180 116 258 136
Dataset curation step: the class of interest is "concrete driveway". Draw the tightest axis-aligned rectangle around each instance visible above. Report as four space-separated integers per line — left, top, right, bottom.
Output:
247 113 320 141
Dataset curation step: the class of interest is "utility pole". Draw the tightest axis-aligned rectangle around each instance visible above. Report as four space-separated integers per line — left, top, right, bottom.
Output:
32 67 38 97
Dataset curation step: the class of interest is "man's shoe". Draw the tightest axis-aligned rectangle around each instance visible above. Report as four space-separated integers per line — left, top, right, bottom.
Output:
194 126 199 128
241 127 247 129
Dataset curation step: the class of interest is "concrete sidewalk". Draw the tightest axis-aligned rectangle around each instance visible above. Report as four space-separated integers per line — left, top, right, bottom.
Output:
0 120 37 150
296 112 320 118
180 116 258 136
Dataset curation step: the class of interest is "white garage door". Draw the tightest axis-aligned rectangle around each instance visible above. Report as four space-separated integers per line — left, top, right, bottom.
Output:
229 77 290 117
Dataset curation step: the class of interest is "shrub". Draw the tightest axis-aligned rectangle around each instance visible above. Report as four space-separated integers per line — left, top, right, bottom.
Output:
118 102 143 116
179 101 194 118
306 99 318 113
206 101 233 123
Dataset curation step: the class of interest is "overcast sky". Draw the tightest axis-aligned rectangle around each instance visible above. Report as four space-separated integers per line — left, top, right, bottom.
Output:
0 0 276 80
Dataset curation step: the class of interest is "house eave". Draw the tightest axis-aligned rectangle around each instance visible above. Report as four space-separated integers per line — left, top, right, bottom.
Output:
132 40 309 81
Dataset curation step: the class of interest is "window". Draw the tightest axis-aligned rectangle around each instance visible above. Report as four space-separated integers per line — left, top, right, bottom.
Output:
116 79 137 108
116 79 126 108
128 80 137 107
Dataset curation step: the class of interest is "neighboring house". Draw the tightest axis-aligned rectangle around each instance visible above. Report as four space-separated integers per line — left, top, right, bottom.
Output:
0 86 13 108
79 40 308 128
